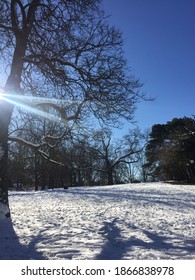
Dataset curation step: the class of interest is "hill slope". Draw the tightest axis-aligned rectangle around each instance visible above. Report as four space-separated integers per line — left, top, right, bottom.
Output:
1 182 195 260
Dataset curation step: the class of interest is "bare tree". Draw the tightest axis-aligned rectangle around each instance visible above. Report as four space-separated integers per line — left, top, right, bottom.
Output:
0 0 142 218
91 128 144 185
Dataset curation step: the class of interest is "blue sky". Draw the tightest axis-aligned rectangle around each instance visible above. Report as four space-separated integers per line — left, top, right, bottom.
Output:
103 0 195 131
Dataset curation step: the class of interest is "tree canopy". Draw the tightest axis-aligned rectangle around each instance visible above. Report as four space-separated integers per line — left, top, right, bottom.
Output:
0 0 141 125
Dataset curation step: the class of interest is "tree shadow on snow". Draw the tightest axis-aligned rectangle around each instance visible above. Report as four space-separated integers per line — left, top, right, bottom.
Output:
65 188 195 211
0 218 46 260
95 219 195 260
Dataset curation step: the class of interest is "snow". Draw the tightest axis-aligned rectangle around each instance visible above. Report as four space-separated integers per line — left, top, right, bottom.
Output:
0 182 195 260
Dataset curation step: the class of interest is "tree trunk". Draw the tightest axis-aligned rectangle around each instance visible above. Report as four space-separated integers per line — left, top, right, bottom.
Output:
0 1 40 218
107 168 114 185
41 172 46 190
0 35 28 217
0 101 14 218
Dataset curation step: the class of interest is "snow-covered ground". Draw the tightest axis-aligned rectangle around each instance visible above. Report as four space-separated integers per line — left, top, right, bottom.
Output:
0 182 195 260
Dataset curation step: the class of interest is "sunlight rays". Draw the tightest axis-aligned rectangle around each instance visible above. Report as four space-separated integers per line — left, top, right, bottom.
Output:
0 91 78 126
0 90 4 100
3 93 76 106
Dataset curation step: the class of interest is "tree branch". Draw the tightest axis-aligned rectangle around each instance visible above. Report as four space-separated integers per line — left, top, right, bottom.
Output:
8 135 64 166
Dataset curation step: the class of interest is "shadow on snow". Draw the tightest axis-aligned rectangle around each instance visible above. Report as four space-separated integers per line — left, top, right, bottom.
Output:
95 219 195 260
0 218 46 260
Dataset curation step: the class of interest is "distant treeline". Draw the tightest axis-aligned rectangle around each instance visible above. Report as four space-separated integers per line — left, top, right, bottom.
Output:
8 116 195 191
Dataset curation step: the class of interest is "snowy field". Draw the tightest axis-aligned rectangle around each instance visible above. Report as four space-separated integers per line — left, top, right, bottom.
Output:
0 182 195 260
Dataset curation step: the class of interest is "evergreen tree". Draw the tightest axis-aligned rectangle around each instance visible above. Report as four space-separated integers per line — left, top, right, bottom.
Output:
145 117 195 183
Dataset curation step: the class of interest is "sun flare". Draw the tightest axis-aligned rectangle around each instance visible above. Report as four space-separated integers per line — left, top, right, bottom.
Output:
0 90 4 100
0 92 79 127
